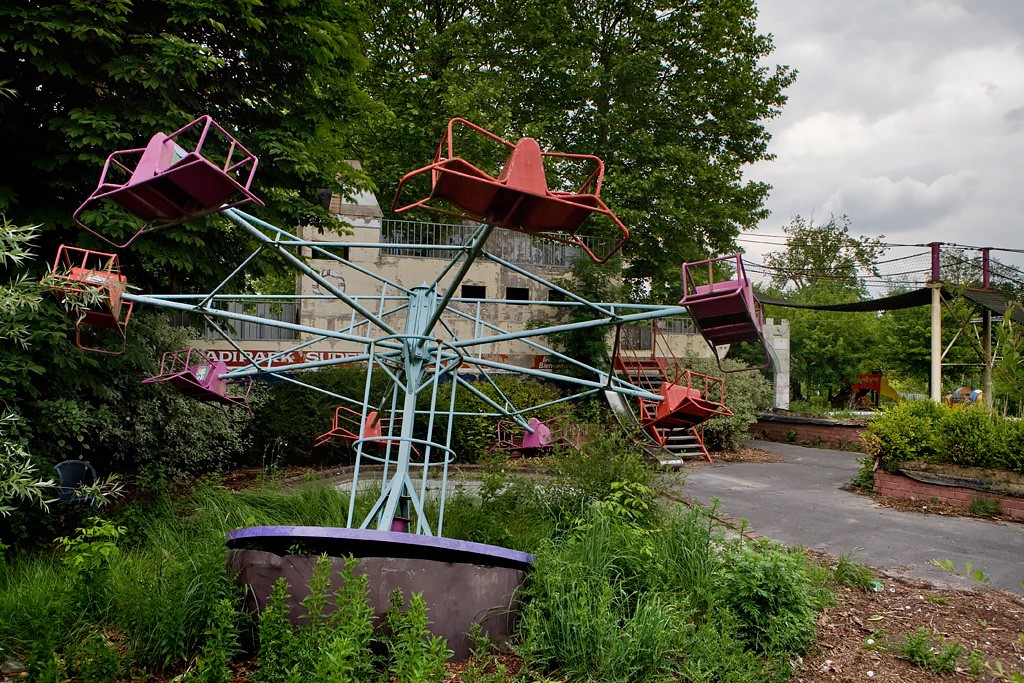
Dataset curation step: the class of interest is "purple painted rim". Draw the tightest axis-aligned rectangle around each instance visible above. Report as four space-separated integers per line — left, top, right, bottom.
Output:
226 526 535 571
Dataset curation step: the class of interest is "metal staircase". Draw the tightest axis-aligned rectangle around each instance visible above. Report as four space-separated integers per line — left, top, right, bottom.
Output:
610 324 715 465
603 387 708 467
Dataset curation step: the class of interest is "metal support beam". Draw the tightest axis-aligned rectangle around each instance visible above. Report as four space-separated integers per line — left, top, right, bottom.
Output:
983 309 994 407
930 283 942 402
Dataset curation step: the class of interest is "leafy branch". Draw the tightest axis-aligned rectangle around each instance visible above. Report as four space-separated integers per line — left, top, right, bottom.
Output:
930 558 990 586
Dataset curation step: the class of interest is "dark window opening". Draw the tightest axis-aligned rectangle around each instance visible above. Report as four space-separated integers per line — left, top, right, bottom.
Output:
462 285 486 299
506 287 530 301
547 289 567 302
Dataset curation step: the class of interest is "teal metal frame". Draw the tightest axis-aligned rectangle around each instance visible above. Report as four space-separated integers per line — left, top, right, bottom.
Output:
123 207 690 534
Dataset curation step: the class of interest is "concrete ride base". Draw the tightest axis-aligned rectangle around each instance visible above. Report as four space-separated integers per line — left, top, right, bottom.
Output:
226 527 533 660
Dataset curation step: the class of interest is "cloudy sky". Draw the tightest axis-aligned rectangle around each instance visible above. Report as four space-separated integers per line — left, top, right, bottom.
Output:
742 0 1024 275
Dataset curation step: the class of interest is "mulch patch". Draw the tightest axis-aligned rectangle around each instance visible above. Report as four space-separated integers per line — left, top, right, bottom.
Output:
796 575 1024 683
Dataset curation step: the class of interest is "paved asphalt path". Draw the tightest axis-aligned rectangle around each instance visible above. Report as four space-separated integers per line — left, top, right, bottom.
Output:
671 440 1024 594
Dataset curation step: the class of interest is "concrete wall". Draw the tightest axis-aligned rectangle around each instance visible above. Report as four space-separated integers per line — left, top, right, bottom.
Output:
764 318 790 410
228 549 527 661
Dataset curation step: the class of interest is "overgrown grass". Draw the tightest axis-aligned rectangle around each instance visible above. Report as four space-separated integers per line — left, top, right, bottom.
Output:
831 552 879 591
0 430 837 682
0 479 365 673
517 504 830 683
864 627 966 674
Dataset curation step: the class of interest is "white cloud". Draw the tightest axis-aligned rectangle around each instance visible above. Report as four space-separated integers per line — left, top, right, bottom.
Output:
825 173 979 234
746 0 1024 271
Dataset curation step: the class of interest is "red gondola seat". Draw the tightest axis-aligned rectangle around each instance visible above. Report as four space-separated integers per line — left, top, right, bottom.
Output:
640 370 733 431
392 118 628 263
73 115 263 248
43 246 134 355
649 377 733 429
314 406 400 452
141 348 252 414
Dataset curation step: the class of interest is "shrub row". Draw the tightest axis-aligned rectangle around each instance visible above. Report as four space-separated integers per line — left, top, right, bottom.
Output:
863 400 1024 473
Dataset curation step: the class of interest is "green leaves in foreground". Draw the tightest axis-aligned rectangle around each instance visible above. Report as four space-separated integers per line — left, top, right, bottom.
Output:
251 555 448 683
517 506 829 683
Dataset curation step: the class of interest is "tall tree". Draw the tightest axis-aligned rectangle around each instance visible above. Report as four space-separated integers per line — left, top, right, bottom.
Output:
355 0 794 303
760 215 886 400
763 214 886 293
0 0 369 291
498 0 795 303
349 0 507 211
779 285 882 402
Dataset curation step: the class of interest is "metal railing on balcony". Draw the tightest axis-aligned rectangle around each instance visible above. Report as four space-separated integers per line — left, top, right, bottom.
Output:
379 219 607 268
622 318 698 351
170 302 300 341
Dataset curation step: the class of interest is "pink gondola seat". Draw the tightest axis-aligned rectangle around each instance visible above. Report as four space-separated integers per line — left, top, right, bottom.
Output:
73 115 263 248
491 417 581 456
142 348 252 413
679 253 769 371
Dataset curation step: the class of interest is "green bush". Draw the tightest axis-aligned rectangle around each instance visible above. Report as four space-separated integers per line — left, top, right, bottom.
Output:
934 406 996 468
542 430 653 530
518 508 702 683
863 401 943 471
517 506 817 682
253 556 447 683
441 429 653 550
895 628 964 673
850 456 875 491
718 540 829 656
899 399 948 423
994 417 1024 474
10 313 249 482
967 496 1002 517
440 470 551 552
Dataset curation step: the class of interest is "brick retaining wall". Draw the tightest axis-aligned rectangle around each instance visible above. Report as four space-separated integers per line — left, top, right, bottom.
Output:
751 417 865 450
874 470 1024 519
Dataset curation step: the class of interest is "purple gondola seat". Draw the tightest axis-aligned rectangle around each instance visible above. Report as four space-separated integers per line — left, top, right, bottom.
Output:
679 254 769 371
491 417 581 456
142 348 252 414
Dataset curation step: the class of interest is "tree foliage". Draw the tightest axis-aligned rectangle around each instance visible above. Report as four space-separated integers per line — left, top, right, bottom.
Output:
759 216 887 400
994 306 1024 415
1 0 797 483
760 216 997 400
780 290 881 402
0 0 369 291
548 255 627 378
763 215 886 293
356 0 795 303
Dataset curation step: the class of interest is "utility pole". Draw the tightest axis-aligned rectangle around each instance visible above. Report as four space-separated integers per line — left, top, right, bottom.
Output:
929 243 942 402
982 248 994 408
